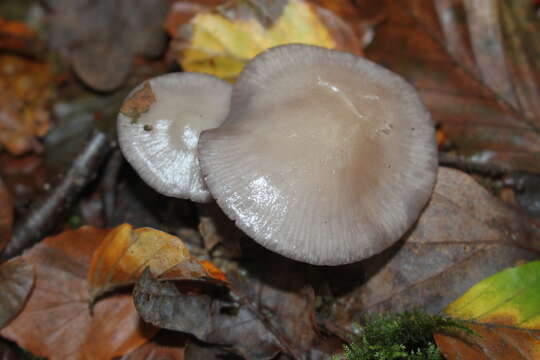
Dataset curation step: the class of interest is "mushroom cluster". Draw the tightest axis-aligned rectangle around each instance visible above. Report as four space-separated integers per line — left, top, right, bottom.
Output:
117 44 438 266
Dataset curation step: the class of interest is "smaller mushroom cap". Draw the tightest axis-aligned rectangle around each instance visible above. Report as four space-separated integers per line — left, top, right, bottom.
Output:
198 44 438 265
118 72 232 202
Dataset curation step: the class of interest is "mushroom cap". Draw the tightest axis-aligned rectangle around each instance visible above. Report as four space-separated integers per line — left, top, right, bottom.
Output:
198 44 438 265
118 72 232 202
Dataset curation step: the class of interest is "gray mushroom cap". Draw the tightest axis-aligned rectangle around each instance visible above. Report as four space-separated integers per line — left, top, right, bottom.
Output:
117 72 232 202
198 44 438 265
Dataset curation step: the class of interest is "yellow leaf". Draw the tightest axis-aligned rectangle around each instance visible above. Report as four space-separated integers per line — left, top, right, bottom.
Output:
88 224 226 303
180 0 339 80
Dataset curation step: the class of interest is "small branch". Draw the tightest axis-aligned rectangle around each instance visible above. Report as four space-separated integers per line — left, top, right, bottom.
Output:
0 131 111 262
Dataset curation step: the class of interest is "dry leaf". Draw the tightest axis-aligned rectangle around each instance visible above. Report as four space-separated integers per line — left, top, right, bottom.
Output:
135 269 286 359
0 178 12 254
167 0 362 80
324 167 540 336
366 0 540 173
0 226 156 360
436 261 540 359
134 252 333 359
0 55 54 155
88 223 224 303
0 257 33 329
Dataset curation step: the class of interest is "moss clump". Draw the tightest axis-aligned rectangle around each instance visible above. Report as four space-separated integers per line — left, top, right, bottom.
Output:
335 311 472 360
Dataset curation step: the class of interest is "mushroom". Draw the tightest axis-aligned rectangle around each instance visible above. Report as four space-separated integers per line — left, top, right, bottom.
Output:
198 44 437 265
117 72 232 202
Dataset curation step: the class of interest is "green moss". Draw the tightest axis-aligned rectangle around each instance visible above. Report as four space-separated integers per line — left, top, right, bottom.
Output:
334 311 472 360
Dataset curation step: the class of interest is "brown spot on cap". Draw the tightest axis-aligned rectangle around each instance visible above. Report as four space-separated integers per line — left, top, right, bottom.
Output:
120 81 156 123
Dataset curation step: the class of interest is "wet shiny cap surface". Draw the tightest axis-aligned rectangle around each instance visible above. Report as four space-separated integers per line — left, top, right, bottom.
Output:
198 44 437 265
118 73 232 202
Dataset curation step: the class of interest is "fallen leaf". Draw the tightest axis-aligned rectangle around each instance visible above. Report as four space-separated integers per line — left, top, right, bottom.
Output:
0 178 12 254
324 167 540 336
0 55 54 155
88 223 224 303
134 251 334 359
134 269 285 359
0 257 33 329
366 0 540 173
435 261 540 359
167 0 362 80
44 0 170 91
0 226 156 360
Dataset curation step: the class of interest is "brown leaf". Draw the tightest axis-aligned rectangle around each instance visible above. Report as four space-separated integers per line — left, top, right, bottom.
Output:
0 55 54 155
0 257 33 329
135 270 286 359
324 167 540 335
0 177 12 254
45 0 170 91
0 226 157 360
134 253 327 359
366 0 540 173
88 223 223 304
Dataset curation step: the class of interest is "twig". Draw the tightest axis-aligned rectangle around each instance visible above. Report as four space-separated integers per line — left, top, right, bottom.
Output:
0 131 111 262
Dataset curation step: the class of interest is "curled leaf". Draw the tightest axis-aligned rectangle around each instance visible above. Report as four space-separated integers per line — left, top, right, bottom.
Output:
134 252 328 359
88 223 225 303
134 269 284 359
